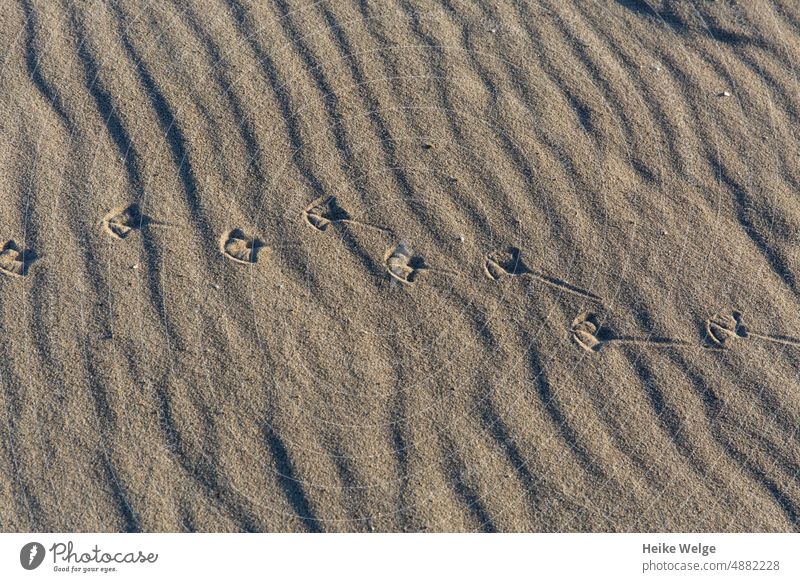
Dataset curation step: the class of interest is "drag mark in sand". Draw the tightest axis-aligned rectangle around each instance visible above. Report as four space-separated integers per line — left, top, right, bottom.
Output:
706 311 800 349
303 196 389 234
485 247 603 303
102 204 166 240
571 312 695 353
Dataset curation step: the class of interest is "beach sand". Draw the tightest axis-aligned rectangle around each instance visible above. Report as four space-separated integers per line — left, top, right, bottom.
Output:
1 0 799 532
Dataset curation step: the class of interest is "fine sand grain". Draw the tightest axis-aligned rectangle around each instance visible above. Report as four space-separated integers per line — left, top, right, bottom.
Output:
1 0 799 532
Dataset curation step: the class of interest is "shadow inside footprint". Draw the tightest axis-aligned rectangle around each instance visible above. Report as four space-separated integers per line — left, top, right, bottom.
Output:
103 204 153 240
220 229 266 264
304 196 351 231
385 244 427 284
0 240 36 278
705 311 747 348
485 247 530 280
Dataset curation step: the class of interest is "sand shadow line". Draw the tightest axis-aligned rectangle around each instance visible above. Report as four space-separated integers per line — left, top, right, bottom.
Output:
264 425 322 533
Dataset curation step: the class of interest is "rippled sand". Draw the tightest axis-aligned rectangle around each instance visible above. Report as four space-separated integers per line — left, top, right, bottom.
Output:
1 0 798 532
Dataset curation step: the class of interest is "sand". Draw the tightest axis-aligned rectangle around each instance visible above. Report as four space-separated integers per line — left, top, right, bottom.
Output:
0 0 799 532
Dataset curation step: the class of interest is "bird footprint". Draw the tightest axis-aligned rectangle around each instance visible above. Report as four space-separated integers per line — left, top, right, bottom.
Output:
220 229 267 264
705 311 745 348
0 240 34 278
385 243 455 284
571 312 604 352
485 247 528 280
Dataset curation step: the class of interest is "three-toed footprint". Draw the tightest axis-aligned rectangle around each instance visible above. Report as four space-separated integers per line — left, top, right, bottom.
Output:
0 240 34 278
220 229 267 264
384 243 456 285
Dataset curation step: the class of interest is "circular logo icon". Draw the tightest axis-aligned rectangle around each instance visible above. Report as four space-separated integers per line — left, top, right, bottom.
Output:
20 542 45 570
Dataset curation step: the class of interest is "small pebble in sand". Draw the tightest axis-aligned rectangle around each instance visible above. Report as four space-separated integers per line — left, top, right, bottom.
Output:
662 230 668 235
458 234 465 243
211 283 220 290
720 91 731 97
131 263 139 270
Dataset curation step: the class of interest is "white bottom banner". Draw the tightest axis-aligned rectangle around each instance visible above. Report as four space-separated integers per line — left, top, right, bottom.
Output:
0 533 796 581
